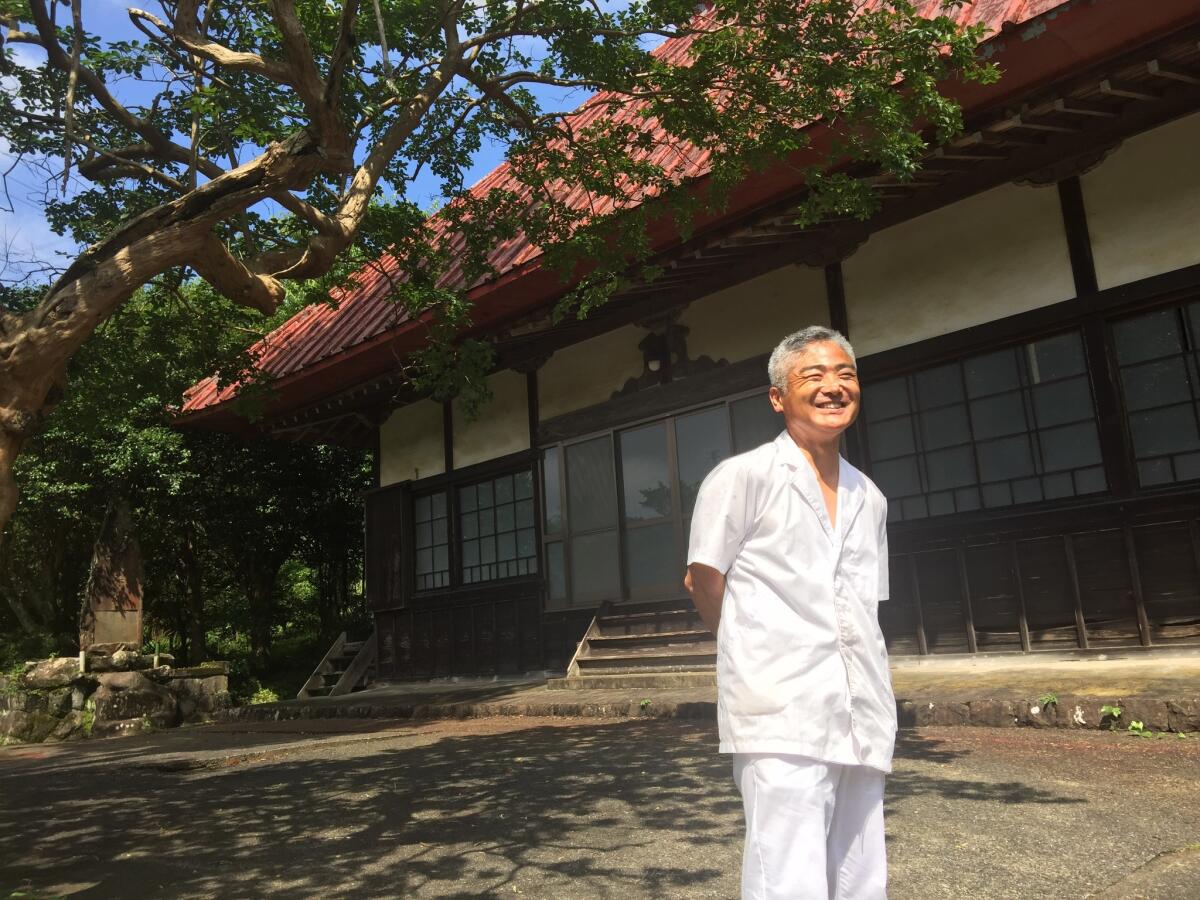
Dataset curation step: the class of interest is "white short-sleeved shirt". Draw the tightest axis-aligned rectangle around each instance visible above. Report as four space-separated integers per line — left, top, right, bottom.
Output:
688 430 897 772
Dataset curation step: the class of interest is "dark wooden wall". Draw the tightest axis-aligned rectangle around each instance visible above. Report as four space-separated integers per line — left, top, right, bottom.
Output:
883 493 1200 655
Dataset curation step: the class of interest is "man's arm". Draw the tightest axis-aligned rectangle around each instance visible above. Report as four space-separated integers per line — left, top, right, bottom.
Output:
685 563 726 637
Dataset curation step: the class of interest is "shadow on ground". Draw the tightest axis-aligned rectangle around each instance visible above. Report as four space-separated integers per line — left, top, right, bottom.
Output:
0 721 1098 899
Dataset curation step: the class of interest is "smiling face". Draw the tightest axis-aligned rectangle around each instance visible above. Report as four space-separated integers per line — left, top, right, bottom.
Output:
768 340 861 447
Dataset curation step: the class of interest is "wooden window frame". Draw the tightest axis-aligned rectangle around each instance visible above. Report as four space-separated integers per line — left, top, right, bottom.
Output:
540 386 778 611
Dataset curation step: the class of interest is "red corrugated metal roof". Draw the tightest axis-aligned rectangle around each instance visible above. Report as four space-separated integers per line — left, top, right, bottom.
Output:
181 1 1069 416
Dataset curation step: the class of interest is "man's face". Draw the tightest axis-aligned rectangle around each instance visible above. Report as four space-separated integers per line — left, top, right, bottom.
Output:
768 341 861 442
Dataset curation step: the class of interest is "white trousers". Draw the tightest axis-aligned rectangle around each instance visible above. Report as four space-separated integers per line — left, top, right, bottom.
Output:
733 754 887 900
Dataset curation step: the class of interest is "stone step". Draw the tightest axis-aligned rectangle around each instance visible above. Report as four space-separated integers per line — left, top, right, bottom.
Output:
576 648 717 671
586 630 713 651
546 671 718 691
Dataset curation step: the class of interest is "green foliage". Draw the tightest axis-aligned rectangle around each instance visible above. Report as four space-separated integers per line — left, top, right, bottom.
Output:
1099 704 1123 729
1038 692 1059 709
249 686 281 705
0 0 995 407
0 279 371 684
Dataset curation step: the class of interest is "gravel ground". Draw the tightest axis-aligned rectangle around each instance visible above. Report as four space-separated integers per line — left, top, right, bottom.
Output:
1 719 1197 899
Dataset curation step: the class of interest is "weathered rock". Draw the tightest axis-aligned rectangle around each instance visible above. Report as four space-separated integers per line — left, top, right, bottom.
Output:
23 657 82 690
45 687 74 717
90 717 157 739
0 709 59 744
93 671 180 727
169 673 230 719
48 710 89 742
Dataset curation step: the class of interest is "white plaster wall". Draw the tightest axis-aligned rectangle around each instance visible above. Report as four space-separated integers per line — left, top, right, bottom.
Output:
680 264 829 364
538 324 647 420
452 368 530 468
378 399 444 486
843 182 1075 356
1082 112 1200 290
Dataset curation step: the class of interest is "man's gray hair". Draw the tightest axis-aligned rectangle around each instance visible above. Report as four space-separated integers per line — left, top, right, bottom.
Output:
767 326 856 392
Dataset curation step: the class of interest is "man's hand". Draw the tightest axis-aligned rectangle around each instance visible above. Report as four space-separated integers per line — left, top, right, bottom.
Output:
685 563 725 637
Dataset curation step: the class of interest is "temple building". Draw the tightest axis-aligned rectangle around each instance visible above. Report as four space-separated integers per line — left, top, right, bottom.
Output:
181 1 1200 678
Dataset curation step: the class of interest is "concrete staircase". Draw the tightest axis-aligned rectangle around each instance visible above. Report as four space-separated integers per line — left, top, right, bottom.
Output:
297 630 377 699
552 599 716 689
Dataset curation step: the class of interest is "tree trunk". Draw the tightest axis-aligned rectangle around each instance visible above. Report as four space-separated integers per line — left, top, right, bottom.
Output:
181 525 206 663
247 565 278 672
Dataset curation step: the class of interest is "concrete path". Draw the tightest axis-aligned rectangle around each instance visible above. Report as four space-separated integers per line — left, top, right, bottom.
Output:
1 717 1197 898
224 652 1200 732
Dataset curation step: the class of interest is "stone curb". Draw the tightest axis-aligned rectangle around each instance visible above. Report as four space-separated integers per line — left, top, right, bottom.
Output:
217 694 1200 731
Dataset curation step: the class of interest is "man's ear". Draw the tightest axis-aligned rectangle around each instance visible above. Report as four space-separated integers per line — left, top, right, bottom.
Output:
768 385 785 413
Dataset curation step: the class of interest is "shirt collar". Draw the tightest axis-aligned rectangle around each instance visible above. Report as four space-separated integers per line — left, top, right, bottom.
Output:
774 429 867 547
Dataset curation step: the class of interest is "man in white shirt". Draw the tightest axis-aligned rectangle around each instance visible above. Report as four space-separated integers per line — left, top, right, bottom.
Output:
685 326 895 900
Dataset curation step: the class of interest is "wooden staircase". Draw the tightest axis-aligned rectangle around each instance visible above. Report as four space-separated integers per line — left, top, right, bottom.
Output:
564 598 716 680
297 630 378 699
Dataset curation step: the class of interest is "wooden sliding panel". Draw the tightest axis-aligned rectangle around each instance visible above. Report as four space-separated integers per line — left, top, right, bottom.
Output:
1071 529 1142 647
960 544 1021 651
879 554 924 655
1129 521 1200 644
494 600 519 675
911 550 971 654
1018 537 1085 649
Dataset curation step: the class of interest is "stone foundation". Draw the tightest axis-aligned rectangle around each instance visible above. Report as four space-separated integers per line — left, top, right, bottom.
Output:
0 653 230 745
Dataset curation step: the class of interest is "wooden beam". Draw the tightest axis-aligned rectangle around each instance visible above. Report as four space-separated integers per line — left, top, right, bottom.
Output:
1146 58 1200 84
989 113 1081 134
443 400 454 473
1052 97 1121 118
1099 78 1162 101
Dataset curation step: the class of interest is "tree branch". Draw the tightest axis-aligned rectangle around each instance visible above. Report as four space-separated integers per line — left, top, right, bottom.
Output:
190 233 286 315
129 2 293 84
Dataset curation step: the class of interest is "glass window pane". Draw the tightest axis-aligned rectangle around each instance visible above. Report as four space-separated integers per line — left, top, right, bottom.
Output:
415 521 432 549
955 487 981 512
1129 405 1200 458
927 491 955 517
478 508 495 536
462 540 479 567
1138 458 1173 486
495 475 514 504
476 480 493 507
460 511 478 540
542 448 563 534
920 405 971 450
1012 478 1043 504
965 348 1020 398
925 446 976 492
515 470 534 500
458 485 477 513
496 503 515 533
517 528 537 558
676 407 732 515
914 364 963 409
901 496 928 520
432 517 448 545
480 537 496 564
566 437 617 532
1074 466 1107 495
497 532 516 562
1032 376 1094 428
431 492 446 518
414 494 431 521
570 531 620 603
516 498 535 529
547 542 566 601
982 482 1013 508
969 392 1027 440
619 422 673 521
977 435 1035 483
872 456 922 498
731 394 781 453
1120 358 1192 413
867 416 916 460
625 522 679 590
865 377 910 421
1043 472 1074 500
1174 452 1200 482
1114 309 1181 365
1039 422 1103 472
1028 332 1086 382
